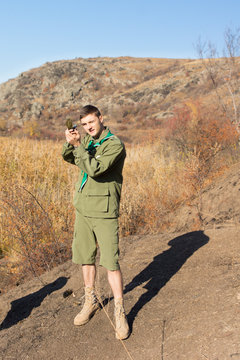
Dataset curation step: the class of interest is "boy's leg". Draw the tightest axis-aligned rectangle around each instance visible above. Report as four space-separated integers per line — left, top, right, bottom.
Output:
73 214 100 326
82 264 96 287
107 268 123 299
93 218 130 339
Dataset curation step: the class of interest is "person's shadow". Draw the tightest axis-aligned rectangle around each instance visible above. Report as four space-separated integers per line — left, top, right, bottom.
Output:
124 231 209 330
0 276 68 330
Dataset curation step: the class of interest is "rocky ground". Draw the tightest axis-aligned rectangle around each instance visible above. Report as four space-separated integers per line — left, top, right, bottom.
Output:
1 164 240 360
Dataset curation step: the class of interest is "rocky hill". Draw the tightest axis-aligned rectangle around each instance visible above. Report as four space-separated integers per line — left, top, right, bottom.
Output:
0 56 218 141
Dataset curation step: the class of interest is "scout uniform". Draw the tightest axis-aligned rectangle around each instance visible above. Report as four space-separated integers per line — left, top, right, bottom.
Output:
62 126 126 271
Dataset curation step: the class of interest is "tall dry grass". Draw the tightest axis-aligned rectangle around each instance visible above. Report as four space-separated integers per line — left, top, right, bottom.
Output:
0 138 78 287
119 141 190 234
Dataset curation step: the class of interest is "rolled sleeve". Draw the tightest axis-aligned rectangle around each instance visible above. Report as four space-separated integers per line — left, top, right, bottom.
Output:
62 142 75 164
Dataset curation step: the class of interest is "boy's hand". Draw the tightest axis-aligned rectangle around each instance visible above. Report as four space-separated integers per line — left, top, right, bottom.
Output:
65 128 81 147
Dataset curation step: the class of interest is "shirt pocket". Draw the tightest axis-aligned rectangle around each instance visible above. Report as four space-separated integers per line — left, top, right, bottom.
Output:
85 187 109 213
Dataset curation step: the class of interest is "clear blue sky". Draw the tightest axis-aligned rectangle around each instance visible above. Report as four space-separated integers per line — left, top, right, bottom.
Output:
0 0 239 84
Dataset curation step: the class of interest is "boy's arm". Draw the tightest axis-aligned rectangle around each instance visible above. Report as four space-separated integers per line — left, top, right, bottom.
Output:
62 128 83 165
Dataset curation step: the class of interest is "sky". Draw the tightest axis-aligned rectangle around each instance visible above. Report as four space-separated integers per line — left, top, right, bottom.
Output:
0 0 240 84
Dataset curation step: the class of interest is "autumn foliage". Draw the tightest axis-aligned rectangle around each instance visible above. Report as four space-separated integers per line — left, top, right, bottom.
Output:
169 103 238 188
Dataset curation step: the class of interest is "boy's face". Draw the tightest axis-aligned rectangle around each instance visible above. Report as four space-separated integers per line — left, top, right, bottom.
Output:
80 113 104 138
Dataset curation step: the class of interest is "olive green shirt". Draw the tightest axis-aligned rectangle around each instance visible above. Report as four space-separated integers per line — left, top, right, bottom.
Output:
62 127 126 218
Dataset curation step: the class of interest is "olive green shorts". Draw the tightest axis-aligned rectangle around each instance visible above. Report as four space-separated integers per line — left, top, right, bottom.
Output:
72 210 120 271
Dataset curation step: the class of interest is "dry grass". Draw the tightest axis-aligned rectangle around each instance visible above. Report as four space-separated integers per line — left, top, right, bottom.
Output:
0 137 78 287
119 142 188 234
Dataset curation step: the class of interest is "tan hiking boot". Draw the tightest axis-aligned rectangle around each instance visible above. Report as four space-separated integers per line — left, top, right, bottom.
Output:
74 286 100 326
114 298 130 340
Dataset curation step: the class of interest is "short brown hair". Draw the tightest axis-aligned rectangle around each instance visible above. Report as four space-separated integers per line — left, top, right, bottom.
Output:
79 105 101 120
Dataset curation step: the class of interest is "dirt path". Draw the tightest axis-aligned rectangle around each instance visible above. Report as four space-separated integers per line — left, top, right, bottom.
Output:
1 225 240 360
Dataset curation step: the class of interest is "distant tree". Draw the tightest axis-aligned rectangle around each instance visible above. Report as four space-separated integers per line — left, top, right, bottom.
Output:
23 119 40 138
196 27 240 135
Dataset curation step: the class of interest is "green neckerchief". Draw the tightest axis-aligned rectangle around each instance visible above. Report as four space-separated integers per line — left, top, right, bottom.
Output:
79 130 114 191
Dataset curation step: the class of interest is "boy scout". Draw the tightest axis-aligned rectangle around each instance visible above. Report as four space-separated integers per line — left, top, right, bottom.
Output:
62 105 129 340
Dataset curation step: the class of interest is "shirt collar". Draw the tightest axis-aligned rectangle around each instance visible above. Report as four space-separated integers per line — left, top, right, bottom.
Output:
91 126 109 142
